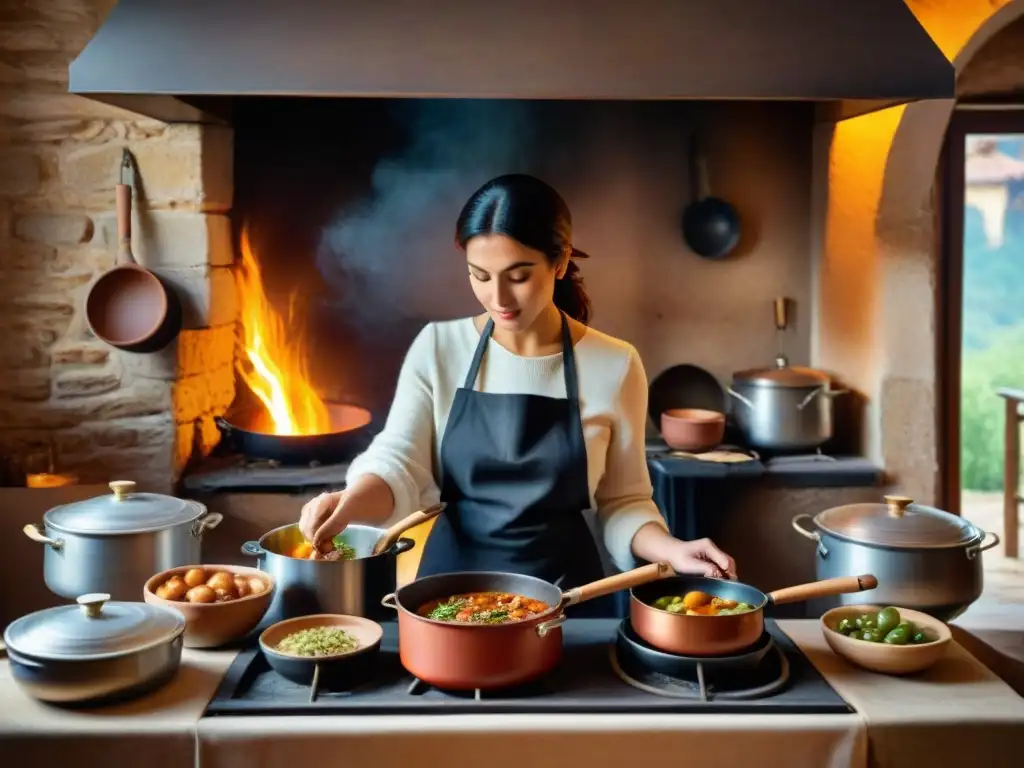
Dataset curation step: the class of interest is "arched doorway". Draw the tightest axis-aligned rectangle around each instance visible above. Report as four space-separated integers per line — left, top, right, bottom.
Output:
816 0 1024 557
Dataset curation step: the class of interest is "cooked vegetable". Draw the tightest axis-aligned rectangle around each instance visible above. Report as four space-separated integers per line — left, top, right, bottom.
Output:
418 592 550 624
153 568 268 604
651 592 756 616
276 626 361 657
830 607 936 645
288 535 357 561
186 584 216 604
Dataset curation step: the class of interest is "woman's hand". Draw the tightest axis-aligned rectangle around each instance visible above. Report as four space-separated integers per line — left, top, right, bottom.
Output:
298 491 347 553
663 537 737 580
631 523 737 580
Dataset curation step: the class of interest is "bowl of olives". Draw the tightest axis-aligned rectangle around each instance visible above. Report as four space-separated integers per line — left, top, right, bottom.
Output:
144 564 275 648
821 604 952 675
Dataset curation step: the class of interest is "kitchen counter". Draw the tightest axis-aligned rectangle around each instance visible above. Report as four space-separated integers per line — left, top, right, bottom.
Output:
3 620 1023 768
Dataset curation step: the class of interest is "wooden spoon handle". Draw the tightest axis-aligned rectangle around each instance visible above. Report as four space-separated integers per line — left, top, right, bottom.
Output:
562 562 675 607
768 574 878 606
372 502 446 555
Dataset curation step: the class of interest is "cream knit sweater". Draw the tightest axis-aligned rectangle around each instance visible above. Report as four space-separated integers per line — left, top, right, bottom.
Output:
345 317 669 572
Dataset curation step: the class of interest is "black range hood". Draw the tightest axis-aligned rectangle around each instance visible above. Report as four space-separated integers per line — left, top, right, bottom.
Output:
70 0 953 124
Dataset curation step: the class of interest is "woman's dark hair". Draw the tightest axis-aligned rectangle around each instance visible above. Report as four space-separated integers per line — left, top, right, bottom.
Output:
455 174 592 325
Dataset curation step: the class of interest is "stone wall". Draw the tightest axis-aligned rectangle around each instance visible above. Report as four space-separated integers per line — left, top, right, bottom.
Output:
0 1 237 492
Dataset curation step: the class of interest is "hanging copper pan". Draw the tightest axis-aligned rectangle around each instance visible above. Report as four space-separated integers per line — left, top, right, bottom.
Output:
85 149 182 353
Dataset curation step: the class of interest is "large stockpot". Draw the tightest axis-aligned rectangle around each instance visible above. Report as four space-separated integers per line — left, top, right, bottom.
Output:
727 357 846 452
22 480 222 602
242 523 416 623
792 495 1000 621
3 592 185 706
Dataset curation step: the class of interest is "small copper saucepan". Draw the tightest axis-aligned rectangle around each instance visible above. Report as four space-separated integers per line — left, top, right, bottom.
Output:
381 561 674 690
630 573 878 657
85 149 182 353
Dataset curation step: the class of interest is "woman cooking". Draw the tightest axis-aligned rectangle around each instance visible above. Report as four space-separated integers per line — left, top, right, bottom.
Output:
299 174 736 616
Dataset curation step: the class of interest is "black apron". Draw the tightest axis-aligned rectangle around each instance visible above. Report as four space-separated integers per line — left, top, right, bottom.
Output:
416 313 616 617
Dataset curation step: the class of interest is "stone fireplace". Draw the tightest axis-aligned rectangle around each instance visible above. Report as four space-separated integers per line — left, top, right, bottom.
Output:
0 0 949 493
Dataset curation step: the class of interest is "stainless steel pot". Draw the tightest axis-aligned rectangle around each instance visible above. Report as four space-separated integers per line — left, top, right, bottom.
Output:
728 356 846 451
3 592 185 706
23 480 223 601
792 495 1000 621
242 523 416 624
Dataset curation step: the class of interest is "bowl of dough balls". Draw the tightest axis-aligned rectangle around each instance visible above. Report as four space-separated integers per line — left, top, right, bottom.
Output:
144 564 276 648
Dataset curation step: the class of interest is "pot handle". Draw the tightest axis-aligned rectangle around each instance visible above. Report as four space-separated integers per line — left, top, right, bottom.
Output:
768 574 878 606
241 541 265 557
561 561 675 607
966 531 1000 560
23 523 64 551
791 514 829 557
388 538 416 556
536 613 566 638
726 387 753 409
380 593 398 611
191 511 223 539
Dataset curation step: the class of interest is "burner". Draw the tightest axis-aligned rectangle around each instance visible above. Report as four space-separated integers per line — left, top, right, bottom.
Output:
204 619 851 716
611 619 790 701
406 677 551 701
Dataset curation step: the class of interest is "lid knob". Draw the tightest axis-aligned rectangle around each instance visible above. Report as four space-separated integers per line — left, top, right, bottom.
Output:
109 480 136 501
77 593 111 618
884 495 913 518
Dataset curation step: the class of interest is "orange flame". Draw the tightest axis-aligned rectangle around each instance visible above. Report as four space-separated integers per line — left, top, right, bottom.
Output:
235 226 331 436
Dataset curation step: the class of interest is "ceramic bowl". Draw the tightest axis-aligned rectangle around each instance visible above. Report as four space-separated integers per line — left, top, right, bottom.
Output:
259 614 384 687
821 604 952 675
659 408 726 452
144 564 275 648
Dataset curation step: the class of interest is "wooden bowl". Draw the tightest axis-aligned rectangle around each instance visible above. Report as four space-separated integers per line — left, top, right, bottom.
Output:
821 604 952 675
259 614 384 687
660 408 726 452
144 564 275 648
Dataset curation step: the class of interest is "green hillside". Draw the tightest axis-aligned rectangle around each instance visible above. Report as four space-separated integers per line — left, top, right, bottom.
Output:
961 136 1024 490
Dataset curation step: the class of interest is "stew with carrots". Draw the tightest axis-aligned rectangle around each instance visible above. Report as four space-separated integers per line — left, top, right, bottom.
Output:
418 592 551 624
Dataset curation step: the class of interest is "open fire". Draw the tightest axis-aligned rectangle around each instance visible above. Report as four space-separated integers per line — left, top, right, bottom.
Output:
235 226 331 437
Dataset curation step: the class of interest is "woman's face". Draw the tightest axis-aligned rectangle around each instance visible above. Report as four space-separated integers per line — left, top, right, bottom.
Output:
466 234 566 333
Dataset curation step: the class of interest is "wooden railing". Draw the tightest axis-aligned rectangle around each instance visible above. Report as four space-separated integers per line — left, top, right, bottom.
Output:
998 388 1024 559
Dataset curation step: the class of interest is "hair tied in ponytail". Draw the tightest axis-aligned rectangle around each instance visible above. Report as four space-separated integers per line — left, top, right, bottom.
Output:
569 247 591 260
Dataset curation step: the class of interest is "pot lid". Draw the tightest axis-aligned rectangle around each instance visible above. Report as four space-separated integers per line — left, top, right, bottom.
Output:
3 593 185 660
814 495 980 548
44 480 204 534
733 356 831 388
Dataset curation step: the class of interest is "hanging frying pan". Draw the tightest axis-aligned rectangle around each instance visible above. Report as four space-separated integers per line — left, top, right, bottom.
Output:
681 135 741 260
85 150 182 353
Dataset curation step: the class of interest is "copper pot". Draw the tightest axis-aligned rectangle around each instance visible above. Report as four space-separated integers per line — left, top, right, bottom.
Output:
85 150 181 353
381 562 673 690
630 573 877 657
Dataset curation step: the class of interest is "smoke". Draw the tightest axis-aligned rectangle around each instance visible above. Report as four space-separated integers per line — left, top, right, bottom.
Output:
316 101 541 325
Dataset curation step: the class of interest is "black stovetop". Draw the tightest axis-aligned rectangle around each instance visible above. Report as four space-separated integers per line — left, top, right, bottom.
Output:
204 619 853 716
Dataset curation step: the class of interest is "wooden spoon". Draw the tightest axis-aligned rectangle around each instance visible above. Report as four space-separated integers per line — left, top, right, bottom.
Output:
372 502 446 555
